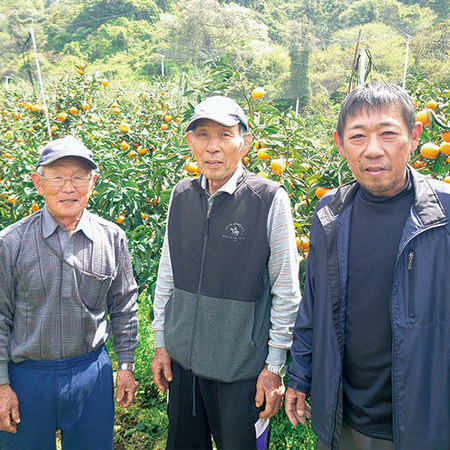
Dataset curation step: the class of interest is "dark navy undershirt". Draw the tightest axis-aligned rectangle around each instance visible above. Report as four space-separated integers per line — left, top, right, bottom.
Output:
343 174 414 440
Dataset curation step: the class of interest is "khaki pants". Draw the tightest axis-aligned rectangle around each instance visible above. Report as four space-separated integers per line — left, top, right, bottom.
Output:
317 422 394 450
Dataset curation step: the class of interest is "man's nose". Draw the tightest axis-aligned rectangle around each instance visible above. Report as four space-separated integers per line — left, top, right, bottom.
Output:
206 136 219 152
365 135 384 157
61 178 76 191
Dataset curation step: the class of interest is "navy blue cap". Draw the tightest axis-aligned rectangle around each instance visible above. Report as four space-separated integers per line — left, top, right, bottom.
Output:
36 136 97 170
186 96 248 132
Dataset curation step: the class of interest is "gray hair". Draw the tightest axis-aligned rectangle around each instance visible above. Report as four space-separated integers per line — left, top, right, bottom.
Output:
336 81 417 140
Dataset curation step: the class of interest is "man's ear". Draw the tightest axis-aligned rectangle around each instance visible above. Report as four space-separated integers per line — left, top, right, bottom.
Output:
410 121 423 153
186 131 193 152
31 172 45 196
240 132 252 157
333 131 346 158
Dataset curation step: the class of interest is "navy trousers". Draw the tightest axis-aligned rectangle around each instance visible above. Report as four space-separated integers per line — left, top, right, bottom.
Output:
0 346 114 450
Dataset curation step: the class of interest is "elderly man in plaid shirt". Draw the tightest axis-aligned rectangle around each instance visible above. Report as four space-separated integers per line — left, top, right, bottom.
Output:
0 136 138 450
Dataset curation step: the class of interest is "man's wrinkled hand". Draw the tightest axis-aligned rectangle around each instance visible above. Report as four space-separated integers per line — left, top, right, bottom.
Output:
285 386 312 426
255 368 285 419
115 369 138 408
151 347 173 393
0 384 20 433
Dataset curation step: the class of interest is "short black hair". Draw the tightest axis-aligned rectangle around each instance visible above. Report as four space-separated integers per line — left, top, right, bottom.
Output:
336 81 417 140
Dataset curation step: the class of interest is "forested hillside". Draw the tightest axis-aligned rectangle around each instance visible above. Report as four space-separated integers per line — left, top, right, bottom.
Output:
0 0 448 108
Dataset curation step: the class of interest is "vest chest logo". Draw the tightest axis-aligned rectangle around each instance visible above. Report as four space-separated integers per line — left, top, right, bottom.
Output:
223 222 246 242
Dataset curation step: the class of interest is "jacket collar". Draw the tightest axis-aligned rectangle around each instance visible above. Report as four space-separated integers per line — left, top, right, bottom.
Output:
320 166 447 228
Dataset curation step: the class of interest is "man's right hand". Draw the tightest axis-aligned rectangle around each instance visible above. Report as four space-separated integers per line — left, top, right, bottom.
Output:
151 347 173 393
0 384 20 433
285 386 312 427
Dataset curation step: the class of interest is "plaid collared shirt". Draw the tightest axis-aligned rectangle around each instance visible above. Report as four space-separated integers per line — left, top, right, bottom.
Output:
0 207 138 384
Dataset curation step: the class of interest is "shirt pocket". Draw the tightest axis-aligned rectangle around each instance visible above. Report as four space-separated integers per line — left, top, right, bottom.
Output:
76 272 114 312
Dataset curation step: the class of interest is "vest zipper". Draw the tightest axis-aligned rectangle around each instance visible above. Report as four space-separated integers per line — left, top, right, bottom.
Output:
188 199 212 367
407 250 415 319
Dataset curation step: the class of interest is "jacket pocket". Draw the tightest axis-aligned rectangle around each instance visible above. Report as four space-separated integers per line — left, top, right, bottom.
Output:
407 250 416 320
77 272 114 312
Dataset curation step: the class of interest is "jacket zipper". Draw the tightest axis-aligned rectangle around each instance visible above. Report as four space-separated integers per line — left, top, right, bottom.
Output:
188 199 212 367
407 250 415 319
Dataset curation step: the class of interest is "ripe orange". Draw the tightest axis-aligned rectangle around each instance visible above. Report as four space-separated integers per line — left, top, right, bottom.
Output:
137 146 148 155
257 150 270 160
31 104 41 112
76 69 83 75
120 141 129 150
161 123 169 130
443 176 450 183
119 122 130 133
81 102 89 111
440 142 450 155
270 158 286 175
127 150 137 158
13 113 19 120
140 212 147 220
296 236 310 253
315 186 331 199
31 203 40 212
69 106 78 115
57 112 68 122
426 100 437 110
251 87 265 99
441 130 450 142
164 115 172 123
116 214 125 224
185 161 198 173
411 159 425 169
243 156 250 166
420 142 440 159
4 153 12 158
78 63 86 69
101 79 109 87
416 109 430 127
7 195 16 204
113 108 120 115
148 197 158 206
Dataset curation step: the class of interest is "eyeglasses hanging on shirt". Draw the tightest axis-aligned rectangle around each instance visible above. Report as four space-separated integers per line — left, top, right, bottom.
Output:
39 212 113 282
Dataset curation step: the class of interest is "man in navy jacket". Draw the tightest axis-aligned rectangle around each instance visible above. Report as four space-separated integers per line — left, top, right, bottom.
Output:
286 81 449 449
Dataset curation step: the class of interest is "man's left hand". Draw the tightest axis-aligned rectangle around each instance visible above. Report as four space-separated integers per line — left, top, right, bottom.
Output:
115 369 138 408
255 368 285 419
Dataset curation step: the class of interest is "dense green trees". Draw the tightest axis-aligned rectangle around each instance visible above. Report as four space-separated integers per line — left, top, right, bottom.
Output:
0 0 447 107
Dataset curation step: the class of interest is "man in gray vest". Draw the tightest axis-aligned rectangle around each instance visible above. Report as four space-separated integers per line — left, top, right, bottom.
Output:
151 96 301 449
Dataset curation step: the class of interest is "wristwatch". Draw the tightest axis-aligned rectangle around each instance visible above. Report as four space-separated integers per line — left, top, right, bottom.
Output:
118 362 135 372
264 363 286 377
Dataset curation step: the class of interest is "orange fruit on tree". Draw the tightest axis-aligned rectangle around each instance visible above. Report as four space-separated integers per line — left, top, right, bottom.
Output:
4 152 12 158
420 142 440 159
78 63 86 69
13 113 19 119
257 149 270 160
101 79 109 87
57 112 68 122
81 102 89 111
441 130 450 142
113 108 120 115
119 122 130 133
416 109 430 127
69 106 78 115
443 176 450 183
31 203 40 212
31 104 41 112
426 100 437 110
185 161 198 173
440 142 450 155
315 186 331 199
7 195 16 204
270 158 286 175
116 214 125 224
120 141 129 150
76 69 83 75
127 150 137 158
140 212 147 220
243 156 250 166
251 87 265 99
161 123 169 130
137 146 148 155
164 115 172 123
411 159 426 169
296 236 310 253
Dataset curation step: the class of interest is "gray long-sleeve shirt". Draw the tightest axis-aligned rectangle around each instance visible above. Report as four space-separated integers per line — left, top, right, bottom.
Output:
152 164 301 366
0 207 138 385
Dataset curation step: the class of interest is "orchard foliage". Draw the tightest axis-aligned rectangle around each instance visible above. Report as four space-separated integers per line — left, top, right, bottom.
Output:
1 63 449 295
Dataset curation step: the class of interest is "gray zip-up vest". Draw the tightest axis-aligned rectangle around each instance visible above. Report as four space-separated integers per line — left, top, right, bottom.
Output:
164 171 281 382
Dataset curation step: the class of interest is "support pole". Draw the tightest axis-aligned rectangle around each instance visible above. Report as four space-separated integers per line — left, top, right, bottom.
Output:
402 35 410 90
29 28 52 140
359 49 366 84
